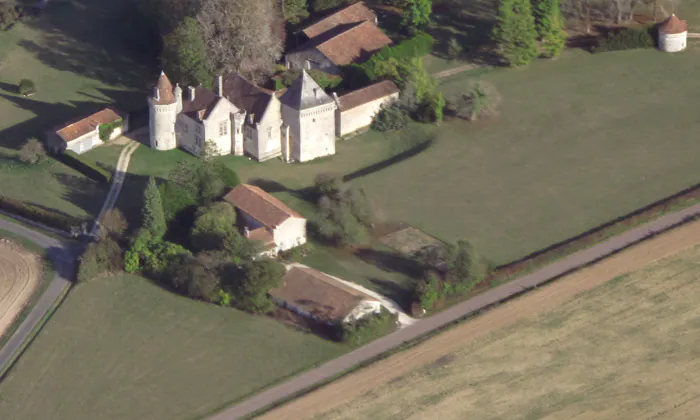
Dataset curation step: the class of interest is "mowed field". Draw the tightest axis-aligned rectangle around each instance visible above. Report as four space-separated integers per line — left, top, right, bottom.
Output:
260 219 700 420
0 0 152 218
0 238 41 337
0 274 347 420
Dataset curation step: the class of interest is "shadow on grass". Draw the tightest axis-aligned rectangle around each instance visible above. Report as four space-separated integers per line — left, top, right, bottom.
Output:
354 247 424 278
53 172 105 217
367 277 414 312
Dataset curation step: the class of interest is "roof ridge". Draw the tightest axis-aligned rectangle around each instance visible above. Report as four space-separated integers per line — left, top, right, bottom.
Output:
305 1 369 31
316 20 371 47
243 184 296 218
339 79 392 97
296 267 373 301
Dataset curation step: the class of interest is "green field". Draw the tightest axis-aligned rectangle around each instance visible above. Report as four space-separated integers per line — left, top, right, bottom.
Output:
0 0 153 218
0 274 346 420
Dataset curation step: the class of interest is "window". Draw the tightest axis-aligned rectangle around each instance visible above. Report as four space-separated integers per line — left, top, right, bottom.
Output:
195 125 201 134
183 124 188 133
195 135 202 147
219 121 228 136
267 127 272 140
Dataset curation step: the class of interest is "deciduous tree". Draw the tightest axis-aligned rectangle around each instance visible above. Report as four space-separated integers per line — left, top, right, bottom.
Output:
233 259 286 313
401 0 433 32
190 202 237 251
18 138 47 165
284 0 310 24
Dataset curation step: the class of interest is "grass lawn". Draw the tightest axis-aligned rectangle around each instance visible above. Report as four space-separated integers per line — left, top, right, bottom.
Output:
309 244 700 419
0 0 154 218
0 274 347 420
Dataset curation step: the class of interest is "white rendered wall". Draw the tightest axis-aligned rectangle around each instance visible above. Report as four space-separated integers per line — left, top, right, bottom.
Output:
659 31 687 52
273 217 307 251
338 93 399 137
149 101 177 150
343 300 382 324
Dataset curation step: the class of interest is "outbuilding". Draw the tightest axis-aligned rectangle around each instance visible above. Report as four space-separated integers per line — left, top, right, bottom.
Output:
658 14 688 52
47 108 128 154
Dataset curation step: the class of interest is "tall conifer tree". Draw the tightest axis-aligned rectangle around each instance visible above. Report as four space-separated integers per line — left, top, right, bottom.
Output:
492 0 539 66
534 0 567 58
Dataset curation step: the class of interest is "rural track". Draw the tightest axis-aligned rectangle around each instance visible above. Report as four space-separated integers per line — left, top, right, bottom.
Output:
212 202 700 420
90 140 140 238
0 219 80 378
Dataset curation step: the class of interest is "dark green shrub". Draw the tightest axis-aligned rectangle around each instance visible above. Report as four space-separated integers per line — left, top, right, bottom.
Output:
371 103 410 132
0 195 84 232
596 25 656 52
77 236 123 283
55 151 112 184
308 69 343 89
18 78 35 96
375 32 435 60
334 308 399 345
158 181 197 222
98 119 123 141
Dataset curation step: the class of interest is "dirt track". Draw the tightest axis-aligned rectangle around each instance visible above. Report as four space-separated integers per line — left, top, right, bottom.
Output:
258 218 700 420
0 239 42 338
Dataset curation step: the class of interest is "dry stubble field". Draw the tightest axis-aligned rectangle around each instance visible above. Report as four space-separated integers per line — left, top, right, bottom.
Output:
0 239 41 337
260 219 700 420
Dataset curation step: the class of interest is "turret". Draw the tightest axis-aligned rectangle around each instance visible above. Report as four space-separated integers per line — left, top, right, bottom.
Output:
148 71 178 151
174 83 183 114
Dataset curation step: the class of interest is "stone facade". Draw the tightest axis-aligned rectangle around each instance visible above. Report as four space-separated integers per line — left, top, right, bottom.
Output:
147 71 400 163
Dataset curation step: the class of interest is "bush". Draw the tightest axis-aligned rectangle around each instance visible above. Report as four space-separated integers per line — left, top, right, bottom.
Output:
446 36 463 60
18 78 35 96
101 208 128 239
159 181 197 222
415 91 445 123
0 194 84 232
334 308 399 345
77 236 123 283
371 103 409 132
446 82 502 121
0 2 20 31
278 242 315 261
19 137 47 165
98 119 123 141
375 32 435 61
190 202 237 251
596 25 656 52
417 270 441 310
55 150 112 184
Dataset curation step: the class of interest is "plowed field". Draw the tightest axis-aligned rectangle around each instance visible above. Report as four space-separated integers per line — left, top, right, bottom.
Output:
0 239 41 337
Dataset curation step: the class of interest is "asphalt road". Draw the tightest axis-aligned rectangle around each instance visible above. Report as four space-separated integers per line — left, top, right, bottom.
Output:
212 203 700 420
0 218 79 377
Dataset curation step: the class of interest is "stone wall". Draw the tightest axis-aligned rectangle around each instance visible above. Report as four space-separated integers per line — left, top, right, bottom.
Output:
286 48 340 75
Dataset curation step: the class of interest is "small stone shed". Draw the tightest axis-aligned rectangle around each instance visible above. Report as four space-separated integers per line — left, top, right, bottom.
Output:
269 266 382 325
658 14 688 52
46 107 128 154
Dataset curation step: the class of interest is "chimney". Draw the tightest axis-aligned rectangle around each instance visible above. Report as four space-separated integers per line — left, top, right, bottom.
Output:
188 86 196 101
332 92 339 103
248 114 255 124
153 87 160 102
217 75 223 97
244 226 250 238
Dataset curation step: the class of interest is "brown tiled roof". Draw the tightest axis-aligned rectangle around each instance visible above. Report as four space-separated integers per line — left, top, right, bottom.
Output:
659 14 687 34
223 184 303 228
222 73 273 124
315 20 392 66
153 72 176 105
269 266 379 323
181 86 221 121
338 80 400 111
55 108 124 142
303 1 377 39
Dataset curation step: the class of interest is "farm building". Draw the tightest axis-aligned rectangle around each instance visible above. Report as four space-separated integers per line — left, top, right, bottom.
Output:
658 14 688 52
286 2 391 74
46 108 128 154
334 80 400 137
223 184 307 256
270 266 382 324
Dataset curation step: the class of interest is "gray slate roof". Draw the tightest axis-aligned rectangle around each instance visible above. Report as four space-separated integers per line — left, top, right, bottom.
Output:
222 73 273 124
280 70 335 111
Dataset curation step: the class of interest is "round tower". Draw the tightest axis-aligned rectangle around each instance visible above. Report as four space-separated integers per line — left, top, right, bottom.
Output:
659 14 688 53
148 71 178 150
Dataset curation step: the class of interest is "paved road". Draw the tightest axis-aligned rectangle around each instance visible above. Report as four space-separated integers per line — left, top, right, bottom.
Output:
90 141 140 238
212 202 700 420
0 219 80 377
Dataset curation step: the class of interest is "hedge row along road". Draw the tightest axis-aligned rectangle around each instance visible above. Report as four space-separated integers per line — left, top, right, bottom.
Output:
213 202 700 420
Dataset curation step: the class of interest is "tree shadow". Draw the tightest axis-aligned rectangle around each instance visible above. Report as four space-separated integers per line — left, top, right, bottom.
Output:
354 247 425 278
53 172 106 217
16 0 156 89
342 138 434 183
367 277 413 312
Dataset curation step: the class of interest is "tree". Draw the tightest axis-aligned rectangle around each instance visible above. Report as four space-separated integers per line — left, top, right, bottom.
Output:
77 236 123 283
233 259 285 313
312 0 347 12
314 172 343 197
197 0 284 81
18 138 47 165
170 256 221 302
446 36 464 59
492 0 539 66
0 3 19 31
401 0 433 32
18 79 36 96
284 0 309 24
142 177 167 237
446 240 486 286
160 17 213 88
534 0 567 58
101 208 128 239
190 202 237 251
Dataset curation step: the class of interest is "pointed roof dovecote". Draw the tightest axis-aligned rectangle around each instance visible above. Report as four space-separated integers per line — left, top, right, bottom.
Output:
659 14 688 35
280 70 335 111
153 71 176 105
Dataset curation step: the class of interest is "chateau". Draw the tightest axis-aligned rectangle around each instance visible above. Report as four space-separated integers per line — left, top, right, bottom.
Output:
147 70 399 163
